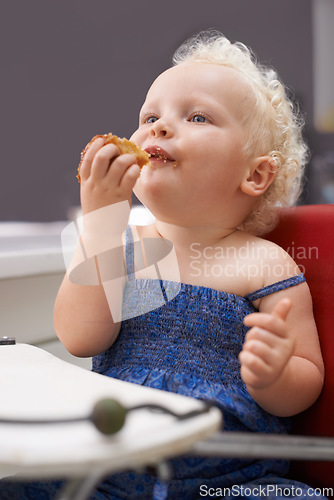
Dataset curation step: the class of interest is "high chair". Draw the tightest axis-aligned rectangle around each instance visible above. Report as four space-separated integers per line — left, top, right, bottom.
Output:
193 204 334 489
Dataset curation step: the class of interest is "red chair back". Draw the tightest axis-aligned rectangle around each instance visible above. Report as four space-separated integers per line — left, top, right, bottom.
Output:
265 204 334 486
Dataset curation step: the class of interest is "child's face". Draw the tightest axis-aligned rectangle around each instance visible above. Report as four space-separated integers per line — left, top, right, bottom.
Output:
131 62 256 226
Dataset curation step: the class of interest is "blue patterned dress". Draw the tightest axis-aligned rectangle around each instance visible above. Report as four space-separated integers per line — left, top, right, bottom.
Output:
0 227 325 499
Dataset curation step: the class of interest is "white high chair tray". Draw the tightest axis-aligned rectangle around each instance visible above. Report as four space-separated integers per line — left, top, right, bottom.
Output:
0 344 221 479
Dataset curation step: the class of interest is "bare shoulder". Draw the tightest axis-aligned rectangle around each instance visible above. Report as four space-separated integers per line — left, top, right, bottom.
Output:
235 231 301 287
240 233 309 314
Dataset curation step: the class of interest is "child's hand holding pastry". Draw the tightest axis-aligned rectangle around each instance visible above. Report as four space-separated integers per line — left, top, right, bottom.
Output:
79 136 143 216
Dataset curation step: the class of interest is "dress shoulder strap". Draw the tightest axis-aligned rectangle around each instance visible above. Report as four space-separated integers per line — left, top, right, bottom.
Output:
125 225 135 279
245 273 306 302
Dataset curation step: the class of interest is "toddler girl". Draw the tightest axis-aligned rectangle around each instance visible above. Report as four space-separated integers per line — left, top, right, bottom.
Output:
1 31 325 499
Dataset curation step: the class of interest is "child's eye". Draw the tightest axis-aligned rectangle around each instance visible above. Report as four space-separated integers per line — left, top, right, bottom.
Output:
145 115 158 124
189 113 208 123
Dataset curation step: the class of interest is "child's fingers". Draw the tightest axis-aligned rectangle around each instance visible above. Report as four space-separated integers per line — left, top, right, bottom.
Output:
90 144 120 181
106 154 139 187
243 313 286 338
79 137 105 181
120 163 141 192
243 298 292 336
244 326 278 348
239 350 272 387
241 336 277 367
271 298 292 321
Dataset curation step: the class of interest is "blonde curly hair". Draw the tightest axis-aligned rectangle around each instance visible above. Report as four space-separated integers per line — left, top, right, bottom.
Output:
173 31 308 235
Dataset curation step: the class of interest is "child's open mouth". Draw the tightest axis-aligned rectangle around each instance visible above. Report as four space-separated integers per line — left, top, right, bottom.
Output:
145 146 178 168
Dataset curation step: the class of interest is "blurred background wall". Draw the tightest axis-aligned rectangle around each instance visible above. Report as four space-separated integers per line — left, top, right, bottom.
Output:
1 0 333 222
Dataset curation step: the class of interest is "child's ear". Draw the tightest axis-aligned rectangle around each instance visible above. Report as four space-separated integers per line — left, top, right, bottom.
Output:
240 156 278 197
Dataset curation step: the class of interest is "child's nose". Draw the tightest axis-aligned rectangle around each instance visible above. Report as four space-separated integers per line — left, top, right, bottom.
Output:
149 118 173 138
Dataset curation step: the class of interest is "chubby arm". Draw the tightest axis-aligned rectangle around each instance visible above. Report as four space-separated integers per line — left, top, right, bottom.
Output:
239 281 324 417
54 137 141 358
